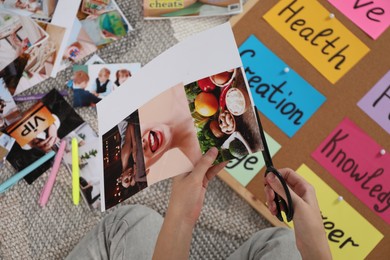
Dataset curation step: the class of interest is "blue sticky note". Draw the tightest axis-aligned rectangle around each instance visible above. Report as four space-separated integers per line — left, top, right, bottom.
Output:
239 35 326 137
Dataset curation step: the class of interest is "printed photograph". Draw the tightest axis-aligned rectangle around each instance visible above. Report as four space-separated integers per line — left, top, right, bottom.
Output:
0 9 48 71
138 83 201 185
1 0 60 22
77 0 131 46
0 132 15 167
0 78 21 130
184 67 263 163
143 0 242 19
71 63 140 107
0 53 29 95
62 122 101 209
102 110 147 210
14 21 66 95
5 89 84 184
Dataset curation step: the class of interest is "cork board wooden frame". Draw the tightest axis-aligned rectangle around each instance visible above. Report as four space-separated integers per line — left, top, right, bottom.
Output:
217 0 390 258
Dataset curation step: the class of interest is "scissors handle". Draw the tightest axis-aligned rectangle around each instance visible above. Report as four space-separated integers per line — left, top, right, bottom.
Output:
265 166 294 222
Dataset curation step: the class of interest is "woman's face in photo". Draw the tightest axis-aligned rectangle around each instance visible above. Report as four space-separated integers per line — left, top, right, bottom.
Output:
141 123 172 167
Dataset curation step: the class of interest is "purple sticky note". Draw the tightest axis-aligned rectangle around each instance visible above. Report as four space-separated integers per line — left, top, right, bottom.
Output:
328 0 390 40
358 71 390 134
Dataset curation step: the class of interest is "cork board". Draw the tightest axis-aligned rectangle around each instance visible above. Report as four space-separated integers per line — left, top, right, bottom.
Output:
218 0 390 258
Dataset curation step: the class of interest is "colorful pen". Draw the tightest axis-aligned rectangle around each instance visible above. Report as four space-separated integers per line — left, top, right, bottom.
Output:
0 151 56 194
13 90 69 102
71 138 80 205
39 140 67 207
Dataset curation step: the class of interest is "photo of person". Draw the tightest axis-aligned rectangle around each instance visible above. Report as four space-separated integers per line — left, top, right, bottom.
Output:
114 69 131 87
71 63 139 107
88 67 114 98
72 69 101 107
0 132 15 166
5 88 84 184
1 0 59 21
138 83 202 185
77 0 131 46
0 10 48 71
102 110 147 210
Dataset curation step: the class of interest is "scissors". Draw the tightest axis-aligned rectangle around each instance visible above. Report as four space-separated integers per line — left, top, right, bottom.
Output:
254 106 294 222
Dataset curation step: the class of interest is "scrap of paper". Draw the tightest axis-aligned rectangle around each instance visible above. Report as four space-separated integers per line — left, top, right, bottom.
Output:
290 164 383 259
312 118 390 224
239 35 326 137
357 70 390 134
225 132 280 187
263 0 370 84
328 0 390 40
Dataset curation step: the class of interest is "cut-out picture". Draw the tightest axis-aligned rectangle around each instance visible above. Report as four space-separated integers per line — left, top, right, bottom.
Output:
102 110 147 210
14 21 66 96
138 83 201 185
0 132 15 167
184 67 263 163
5 89 84 184
1 0 59 22
0 53 29 95
0 9 48 71
60 0 131 70
71 63 140 107
0 78 21 130
62 122 101 209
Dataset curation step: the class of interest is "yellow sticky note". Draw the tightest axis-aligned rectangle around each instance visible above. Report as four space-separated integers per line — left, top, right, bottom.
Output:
263 0 370 84
287 164 383 259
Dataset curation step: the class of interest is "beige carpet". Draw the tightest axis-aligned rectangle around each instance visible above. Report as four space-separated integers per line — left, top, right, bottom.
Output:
0 0 272 259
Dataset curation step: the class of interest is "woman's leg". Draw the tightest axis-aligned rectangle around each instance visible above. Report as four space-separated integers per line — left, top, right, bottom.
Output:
66 204 163 260
227 227 302 260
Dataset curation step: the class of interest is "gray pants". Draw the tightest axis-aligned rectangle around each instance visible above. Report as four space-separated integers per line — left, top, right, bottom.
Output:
66 205 301 260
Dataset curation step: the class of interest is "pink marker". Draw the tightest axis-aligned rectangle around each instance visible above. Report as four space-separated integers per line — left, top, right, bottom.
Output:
39 140 67 207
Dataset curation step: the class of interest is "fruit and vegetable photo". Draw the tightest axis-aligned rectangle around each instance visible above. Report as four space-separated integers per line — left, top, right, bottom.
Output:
185 67 263 163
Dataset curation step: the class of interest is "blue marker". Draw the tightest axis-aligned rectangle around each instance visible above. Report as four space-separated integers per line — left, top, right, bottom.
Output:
0 150 56 193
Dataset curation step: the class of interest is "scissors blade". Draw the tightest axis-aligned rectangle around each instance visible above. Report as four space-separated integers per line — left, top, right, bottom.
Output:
253 106 273 168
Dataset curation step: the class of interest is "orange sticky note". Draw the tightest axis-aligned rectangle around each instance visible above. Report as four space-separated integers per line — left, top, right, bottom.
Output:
263 0 370 84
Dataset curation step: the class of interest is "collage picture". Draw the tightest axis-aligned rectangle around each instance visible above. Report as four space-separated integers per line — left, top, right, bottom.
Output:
102 67 263 209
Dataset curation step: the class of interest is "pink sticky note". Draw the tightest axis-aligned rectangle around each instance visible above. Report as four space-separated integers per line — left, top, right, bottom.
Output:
358 70 390 134
312 118 390 224
328 0 390 40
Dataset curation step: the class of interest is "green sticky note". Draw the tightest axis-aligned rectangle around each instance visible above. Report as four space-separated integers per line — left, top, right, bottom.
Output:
225 132 281 187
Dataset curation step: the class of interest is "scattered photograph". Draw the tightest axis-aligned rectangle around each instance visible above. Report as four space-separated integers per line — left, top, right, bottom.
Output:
71 63 140 107
60 0 131 70
62 122 101 209
0 132 15 167
5 89 84 184
0 9 48 71
13 21 66 95
1 0 60 22
102 110 147 210
0 53 29 95
143 0 242 19
0 78 21 130
184 67 263 163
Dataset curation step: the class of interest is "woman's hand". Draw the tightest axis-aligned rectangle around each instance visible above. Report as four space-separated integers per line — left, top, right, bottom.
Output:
264 168 332 260
167 147 227 227
153 147 227 260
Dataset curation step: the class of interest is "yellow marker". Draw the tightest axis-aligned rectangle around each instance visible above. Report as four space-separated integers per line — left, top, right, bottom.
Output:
71 138 80 205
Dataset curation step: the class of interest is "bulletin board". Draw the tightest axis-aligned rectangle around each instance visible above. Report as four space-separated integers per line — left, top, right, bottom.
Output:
218 0 390 259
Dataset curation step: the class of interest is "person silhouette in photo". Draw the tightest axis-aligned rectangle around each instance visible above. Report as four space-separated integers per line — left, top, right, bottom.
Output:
72 70 101 107
88 67 114 98
114 69 131 87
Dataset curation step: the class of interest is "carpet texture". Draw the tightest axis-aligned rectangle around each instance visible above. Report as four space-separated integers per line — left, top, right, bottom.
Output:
0 0 272 259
